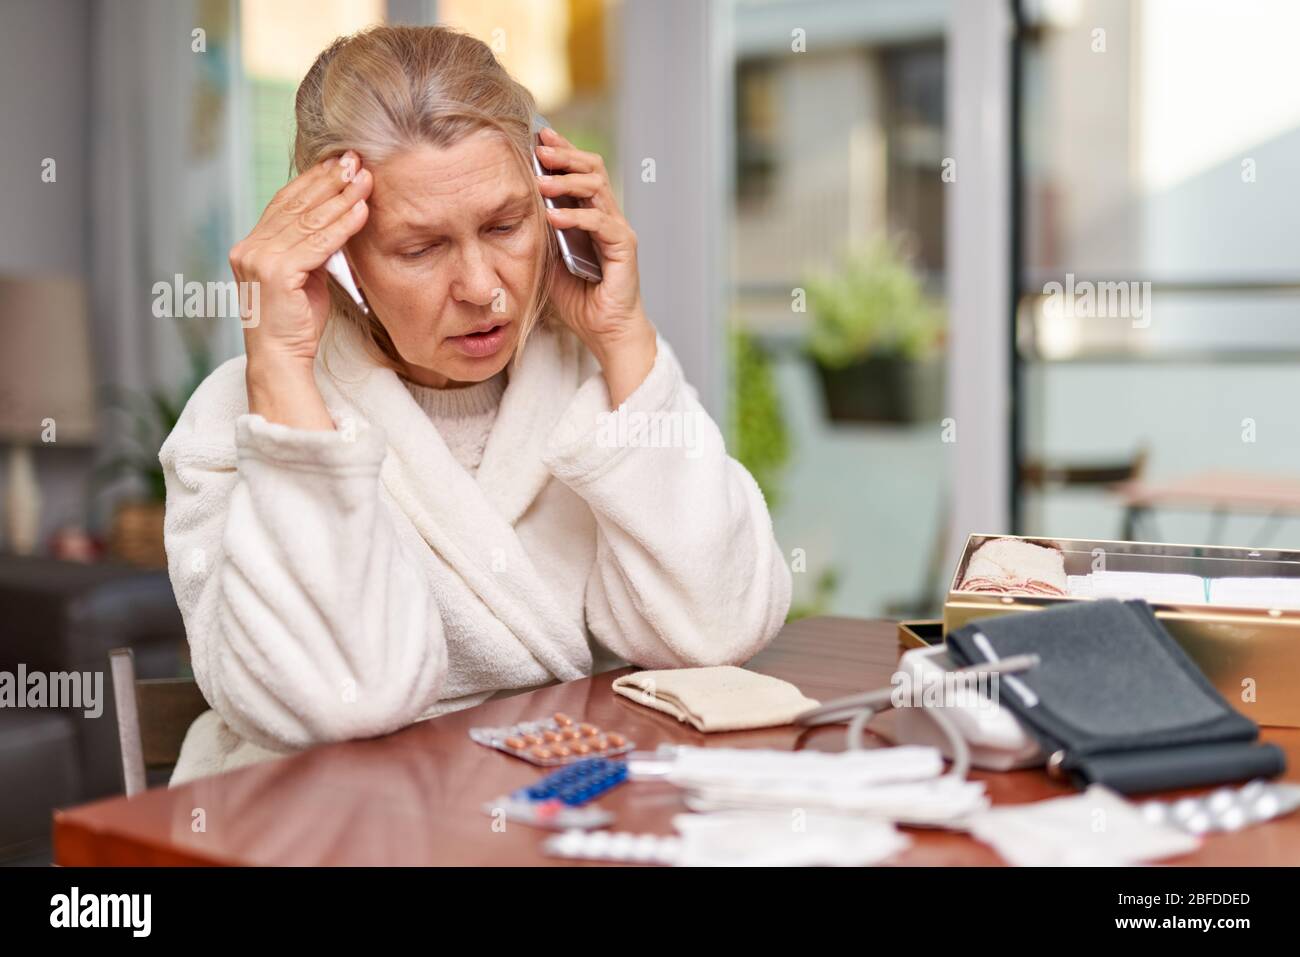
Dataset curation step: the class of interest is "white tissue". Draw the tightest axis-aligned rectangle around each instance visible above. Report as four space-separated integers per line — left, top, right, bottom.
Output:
964 784 1200 866
656 745 989 825
671 810 909 867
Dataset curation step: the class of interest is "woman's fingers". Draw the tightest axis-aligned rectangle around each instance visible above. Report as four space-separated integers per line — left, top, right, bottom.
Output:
232 149 372 281
267 167 373 252
545 205 635 256
235 197 369 284
277 197 371 274
536 129 617 215
258 151 363 239
537 125 569 148
537 124 578 159
537 171 608 203
536 139 603 176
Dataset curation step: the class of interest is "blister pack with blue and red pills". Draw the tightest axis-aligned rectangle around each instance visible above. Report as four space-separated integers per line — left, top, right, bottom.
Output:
482 757 629 830
523 757 629 806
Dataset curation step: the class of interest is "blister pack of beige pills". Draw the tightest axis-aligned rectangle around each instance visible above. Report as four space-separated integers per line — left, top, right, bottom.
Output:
469 712 634 766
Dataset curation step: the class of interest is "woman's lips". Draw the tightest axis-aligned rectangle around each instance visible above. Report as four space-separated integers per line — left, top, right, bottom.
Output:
449 321 510 358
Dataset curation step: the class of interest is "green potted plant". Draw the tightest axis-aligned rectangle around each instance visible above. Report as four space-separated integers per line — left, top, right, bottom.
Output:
93 333 212 567
727 326 843 620
804 239 945 424
728 325 791 511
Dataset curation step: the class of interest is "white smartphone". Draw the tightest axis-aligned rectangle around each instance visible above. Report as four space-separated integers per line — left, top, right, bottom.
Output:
532 114 603 283
325 250 368 313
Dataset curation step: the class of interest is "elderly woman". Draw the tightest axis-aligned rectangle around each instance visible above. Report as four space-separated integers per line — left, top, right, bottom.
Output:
161 25 791 783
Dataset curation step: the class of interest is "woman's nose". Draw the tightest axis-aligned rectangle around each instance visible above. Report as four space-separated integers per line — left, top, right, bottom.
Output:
449 243 501 307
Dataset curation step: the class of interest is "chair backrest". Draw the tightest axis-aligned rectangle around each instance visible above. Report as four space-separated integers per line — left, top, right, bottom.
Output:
109 648 210 796
1019 446 1149 491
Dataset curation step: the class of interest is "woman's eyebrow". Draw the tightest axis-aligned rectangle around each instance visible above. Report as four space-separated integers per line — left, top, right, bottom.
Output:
385 192 534 237
481 192 534 220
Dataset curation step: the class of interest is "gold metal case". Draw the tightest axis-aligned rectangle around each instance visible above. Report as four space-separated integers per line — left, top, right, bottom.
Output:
944 534 1300 727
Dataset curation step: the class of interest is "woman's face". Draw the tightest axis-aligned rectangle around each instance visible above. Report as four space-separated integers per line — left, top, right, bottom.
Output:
347 129 542 388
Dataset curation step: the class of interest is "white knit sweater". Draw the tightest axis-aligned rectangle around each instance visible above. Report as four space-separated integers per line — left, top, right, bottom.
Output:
400 371 506 475
160 319 792 784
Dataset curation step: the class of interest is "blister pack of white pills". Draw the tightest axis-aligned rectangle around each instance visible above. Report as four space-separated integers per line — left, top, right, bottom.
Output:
542 830 681 865
1140 780 1300 835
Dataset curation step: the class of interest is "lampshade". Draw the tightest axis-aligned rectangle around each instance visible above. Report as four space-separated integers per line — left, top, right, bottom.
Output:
0 275 96 445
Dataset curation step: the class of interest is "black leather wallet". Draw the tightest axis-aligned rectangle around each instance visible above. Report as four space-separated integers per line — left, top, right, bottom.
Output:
946 599 1287 794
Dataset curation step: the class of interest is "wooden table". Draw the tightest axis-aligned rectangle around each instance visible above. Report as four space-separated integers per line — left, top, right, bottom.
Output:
1117 470 1300 544
53 617 1300 866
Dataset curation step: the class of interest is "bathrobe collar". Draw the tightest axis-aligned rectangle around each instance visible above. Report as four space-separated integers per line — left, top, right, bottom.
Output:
316 319 593 681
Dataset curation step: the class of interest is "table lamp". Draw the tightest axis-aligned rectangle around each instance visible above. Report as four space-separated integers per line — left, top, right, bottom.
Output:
0 275 96 554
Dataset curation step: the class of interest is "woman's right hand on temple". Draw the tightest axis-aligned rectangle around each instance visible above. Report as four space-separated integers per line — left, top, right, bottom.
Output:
231 151 371 364
231 151 371 428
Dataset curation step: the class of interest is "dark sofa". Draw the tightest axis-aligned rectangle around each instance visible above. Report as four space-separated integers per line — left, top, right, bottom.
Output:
0 555 189 863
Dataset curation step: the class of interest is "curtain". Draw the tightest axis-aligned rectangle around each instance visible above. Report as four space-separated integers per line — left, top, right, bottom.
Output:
87 0 244 524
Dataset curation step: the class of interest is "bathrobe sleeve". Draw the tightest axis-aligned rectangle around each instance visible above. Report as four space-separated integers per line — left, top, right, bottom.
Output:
160 384 448 754
541 336 793 669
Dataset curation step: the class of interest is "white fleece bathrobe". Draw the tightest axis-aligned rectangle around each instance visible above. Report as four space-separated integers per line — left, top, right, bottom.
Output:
159 318 792 784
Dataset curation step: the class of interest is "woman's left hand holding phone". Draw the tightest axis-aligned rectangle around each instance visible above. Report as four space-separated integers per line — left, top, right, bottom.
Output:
229 151 373 430
535 127 657 408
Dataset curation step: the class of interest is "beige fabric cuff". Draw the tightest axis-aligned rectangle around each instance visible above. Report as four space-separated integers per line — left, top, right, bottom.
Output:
612 666 820 732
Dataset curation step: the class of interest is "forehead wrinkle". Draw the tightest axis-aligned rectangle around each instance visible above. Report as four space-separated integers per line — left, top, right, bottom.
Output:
369 143 531 237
